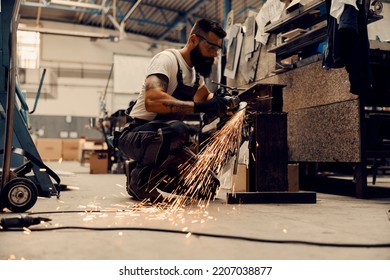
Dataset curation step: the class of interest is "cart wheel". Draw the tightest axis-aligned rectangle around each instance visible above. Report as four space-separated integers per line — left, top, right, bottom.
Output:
1 178 38 213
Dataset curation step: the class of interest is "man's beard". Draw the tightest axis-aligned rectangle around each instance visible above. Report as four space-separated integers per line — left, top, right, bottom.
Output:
190 46 214 78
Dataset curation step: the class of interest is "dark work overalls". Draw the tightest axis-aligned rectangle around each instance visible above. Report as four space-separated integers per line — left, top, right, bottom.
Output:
117 53 202 200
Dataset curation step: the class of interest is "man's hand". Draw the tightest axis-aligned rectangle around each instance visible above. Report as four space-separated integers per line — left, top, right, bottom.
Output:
194 95 240 117
222 95 240 110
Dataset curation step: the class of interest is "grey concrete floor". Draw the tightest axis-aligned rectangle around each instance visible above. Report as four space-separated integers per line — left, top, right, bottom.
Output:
1 161 390 260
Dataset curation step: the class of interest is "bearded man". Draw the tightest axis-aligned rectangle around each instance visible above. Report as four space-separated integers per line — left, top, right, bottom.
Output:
115 18 237 202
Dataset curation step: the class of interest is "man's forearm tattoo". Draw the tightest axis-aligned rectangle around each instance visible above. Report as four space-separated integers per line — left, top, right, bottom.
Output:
162 101 193 114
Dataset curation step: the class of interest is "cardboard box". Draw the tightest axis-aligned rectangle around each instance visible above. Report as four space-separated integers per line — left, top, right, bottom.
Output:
288 163 300 192
83 140 96 150
83 140 107 150
80 139 108 165
89 151 109 174
36 138 62 161
62 139 83 161
232 163 248 192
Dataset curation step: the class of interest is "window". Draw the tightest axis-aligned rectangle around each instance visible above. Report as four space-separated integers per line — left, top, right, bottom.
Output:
17 30 40 69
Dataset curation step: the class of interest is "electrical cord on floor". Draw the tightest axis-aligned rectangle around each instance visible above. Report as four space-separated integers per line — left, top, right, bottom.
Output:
1 211 390 248
0 216 52 229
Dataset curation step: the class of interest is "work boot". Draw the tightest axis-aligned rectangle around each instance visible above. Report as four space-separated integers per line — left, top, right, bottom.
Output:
154 147 221 200
125 160 137 188
125 160 140 199
125 161 163 202
149 147 196 195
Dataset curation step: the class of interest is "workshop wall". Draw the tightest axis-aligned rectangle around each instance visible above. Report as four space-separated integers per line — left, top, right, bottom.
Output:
25 31 158 118
21 22 169 139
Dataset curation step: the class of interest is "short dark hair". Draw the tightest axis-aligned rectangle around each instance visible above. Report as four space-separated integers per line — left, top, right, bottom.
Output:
190 18 226 39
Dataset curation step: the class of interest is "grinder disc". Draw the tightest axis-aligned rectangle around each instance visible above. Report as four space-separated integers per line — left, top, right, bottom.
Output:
235 101 247 112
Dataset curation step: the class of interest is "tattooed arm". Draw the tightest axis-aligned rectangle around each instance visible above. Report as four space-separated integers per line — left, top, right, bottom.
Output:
144 74 195 114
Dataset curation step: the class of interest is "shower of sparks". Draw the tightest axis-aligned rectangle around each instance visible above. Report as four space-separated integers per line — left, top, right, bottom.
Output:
50 108 248 232
178 109 245 199
146 108 246 212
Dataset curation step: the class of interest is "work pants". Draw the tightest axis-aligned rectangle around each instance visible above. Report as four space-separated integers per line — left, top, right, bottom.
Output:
117 120 192 197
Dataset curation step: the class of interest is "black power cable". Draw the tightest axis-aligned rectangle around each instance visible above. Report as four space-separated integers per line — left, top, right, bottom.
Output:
3 225 390 248
0 216 51 229
1 213 390 248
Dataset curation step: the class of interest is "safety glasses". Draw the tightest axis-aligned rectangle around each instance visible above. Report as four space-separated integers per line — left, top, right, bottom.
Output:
195 34 222 52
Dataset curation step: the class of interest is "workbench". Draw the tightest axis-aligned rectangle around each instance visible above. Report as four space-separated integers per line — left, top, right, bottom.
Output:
252 40 390 198
226 0 389 198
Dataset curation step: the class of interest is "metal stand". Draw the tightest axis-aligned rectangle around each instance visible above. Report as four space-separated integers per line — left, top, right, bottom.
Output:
227 84 316 204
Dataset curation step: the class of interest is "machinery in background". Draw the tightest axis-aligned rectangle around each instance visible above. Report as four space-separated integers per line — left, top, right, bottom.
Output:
98 108 129 174
91 63 130 174
0 0 61 213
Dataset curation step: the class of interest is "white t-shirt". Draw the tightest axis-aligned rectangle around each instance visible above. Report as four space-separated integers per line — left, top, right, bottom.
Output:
130 49 205 121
